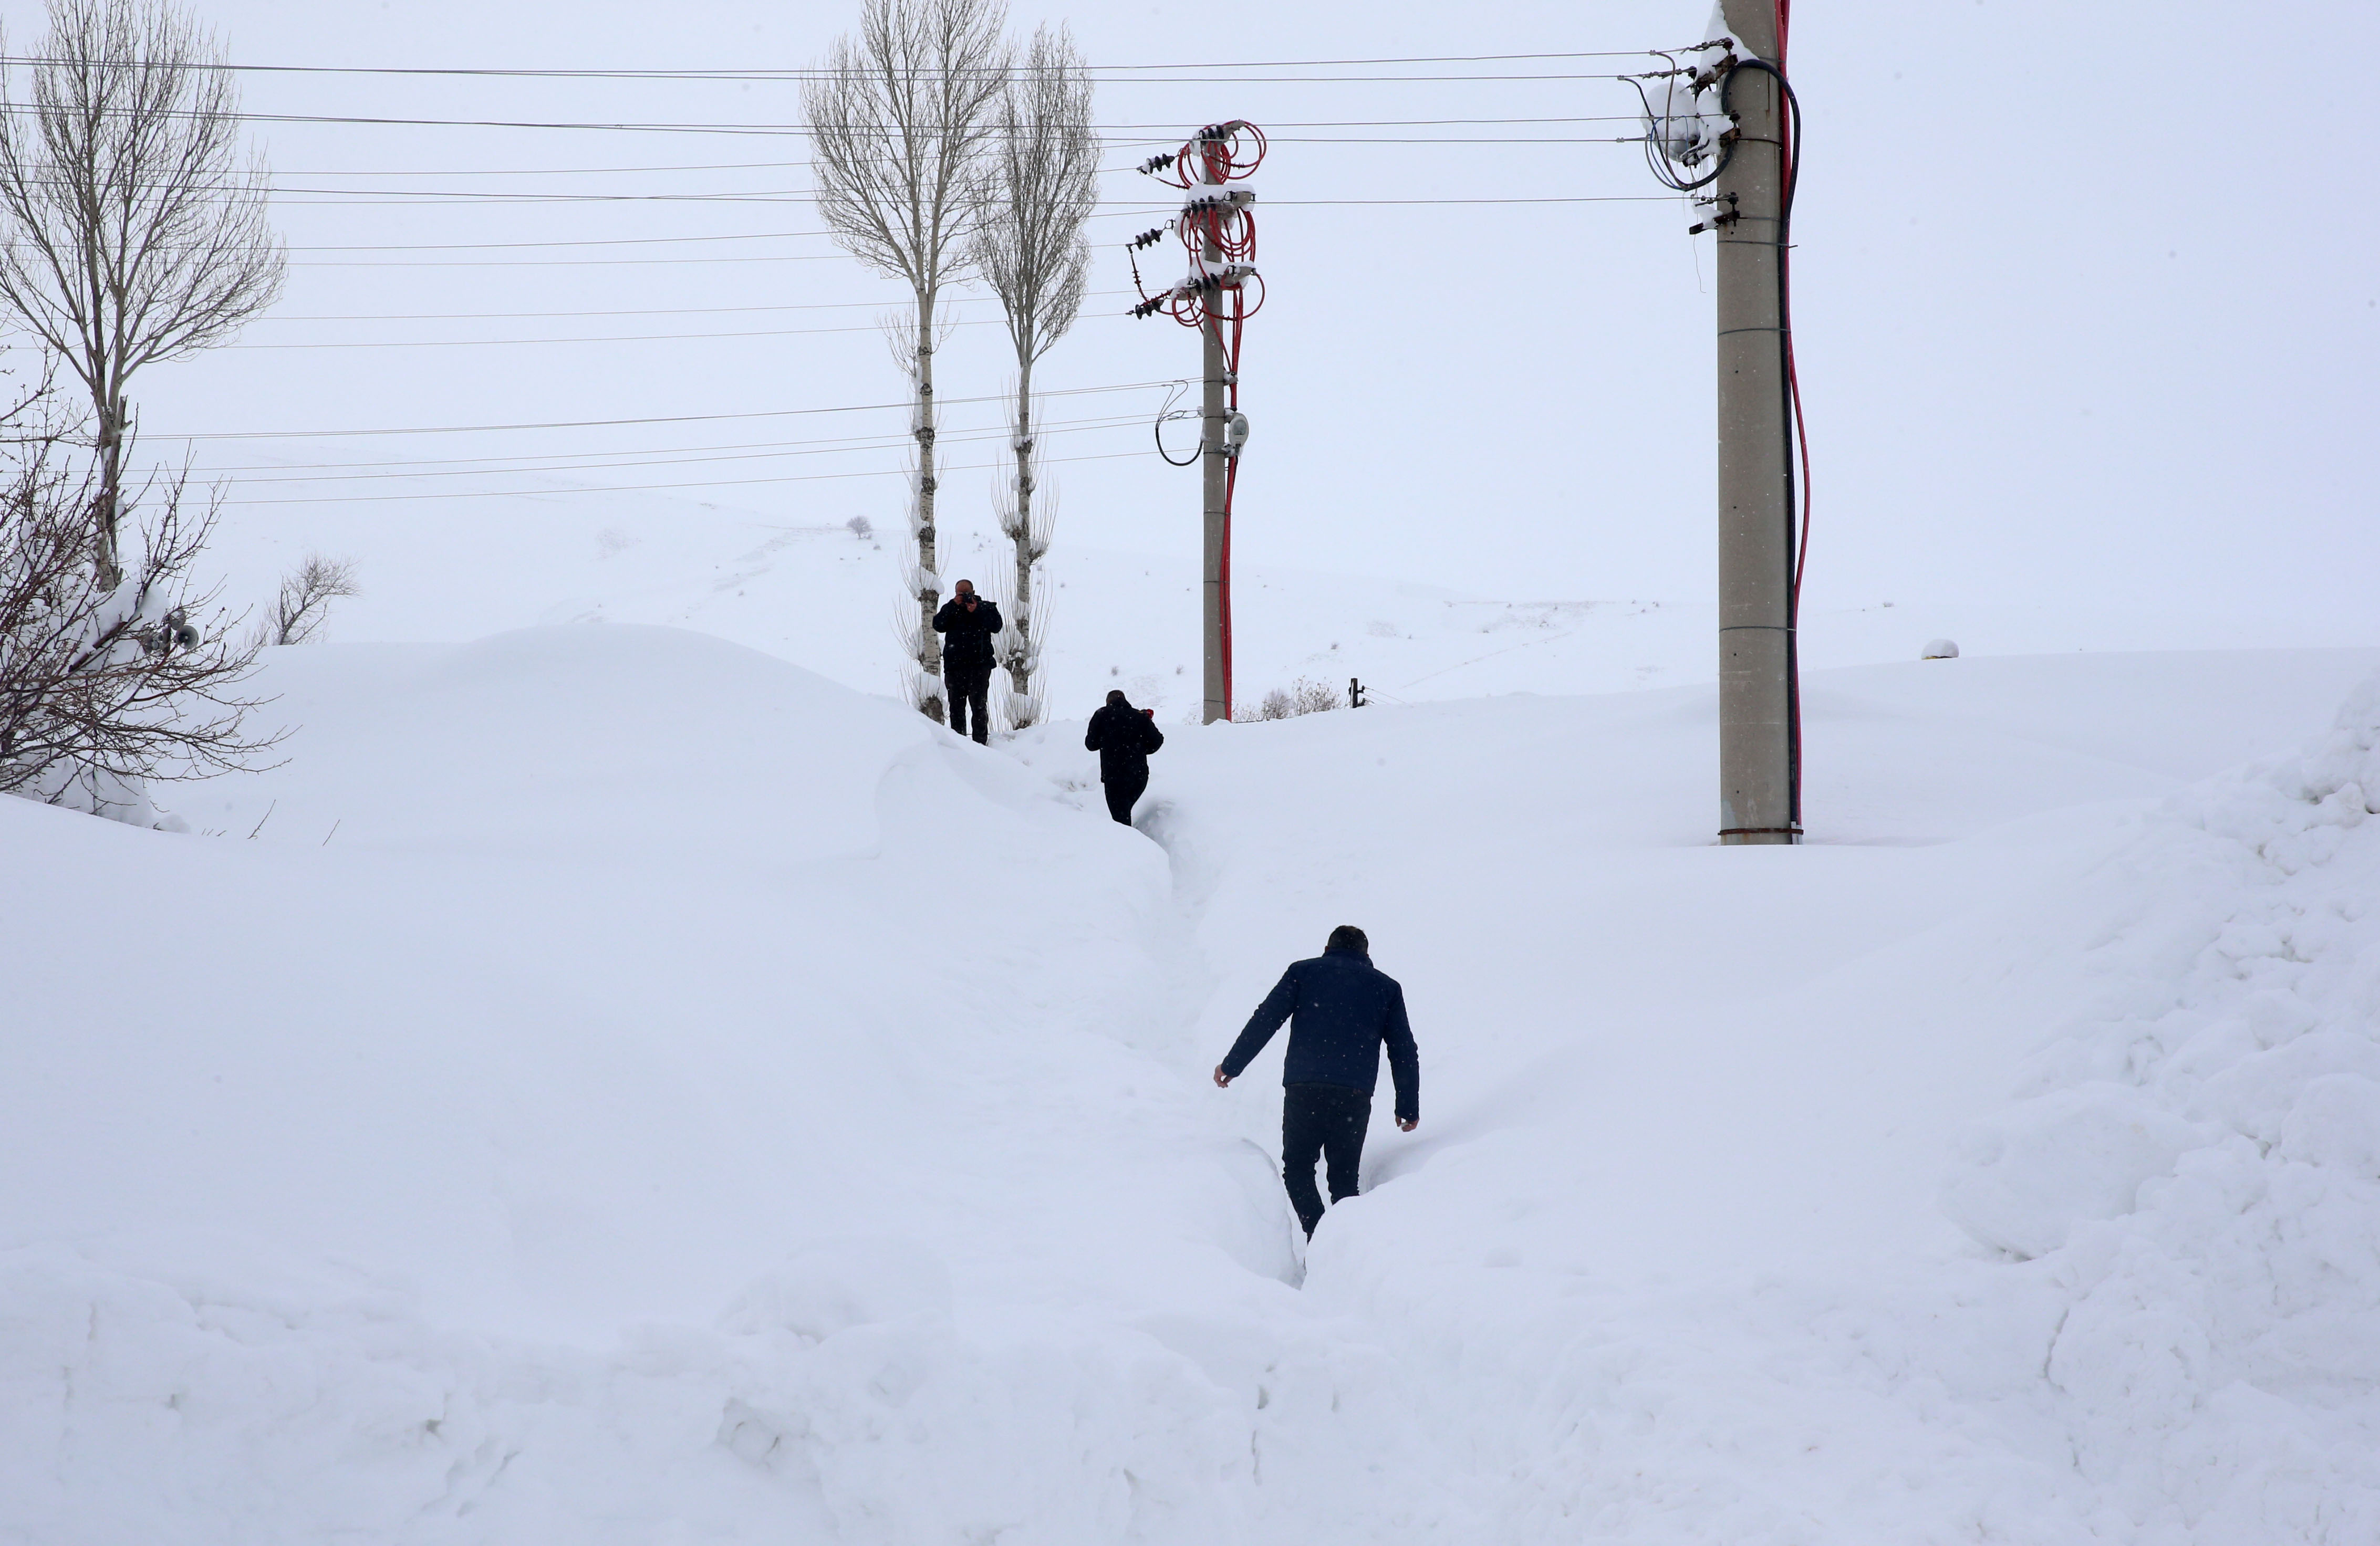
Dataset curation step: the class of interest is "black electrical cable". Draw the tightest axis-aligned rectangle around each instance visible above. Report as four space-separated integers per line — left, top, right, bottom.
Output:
1622 47 1734 194
1151 382 1199 467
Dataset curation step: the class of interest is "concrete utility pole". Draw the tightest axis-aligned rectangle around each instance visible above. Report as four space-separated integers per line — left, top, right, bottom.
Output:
1713 0 1797 843
1200 211 1230 725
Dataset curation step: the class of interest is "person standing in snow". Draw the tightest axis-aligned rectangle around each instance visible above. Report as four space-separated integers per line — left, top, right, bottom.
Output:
1213 925 1420 1238
1084 689 1164 826
933 579 1003 744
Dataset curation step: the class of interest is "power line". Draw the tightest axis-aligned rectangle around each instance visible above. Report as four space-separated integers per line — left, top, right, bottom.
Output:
289 252 843 268
254 290 1130 322
152 379 1183 440
251 187 1650 253
0 79 1648 138
0 50 1659 81
223 316 1024 349
216 447 1153 505
238 196 1660 267
283 227 822 251
0 117 1648 191
188 410 1148 475
253 120 1646 176
253 126 1644 174
207 415 1144 484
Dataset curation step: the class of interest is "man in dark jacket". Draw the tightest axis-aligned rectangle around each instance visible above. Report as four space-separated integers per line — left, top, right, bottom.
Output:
1213 925 1420 1237
1083 689 1165 825
932 579 1003 744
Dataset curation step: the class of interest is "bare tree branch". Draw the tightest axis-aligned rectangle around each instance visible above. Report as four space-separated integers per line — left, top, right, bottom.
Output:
0 0 286 588
259 552 359 646
0 367 277 822
968 25 1096 374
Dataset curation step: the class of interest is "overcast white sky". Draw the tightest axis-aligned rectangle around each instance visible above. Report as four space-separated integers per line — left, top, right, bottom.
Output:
16 0 2375 649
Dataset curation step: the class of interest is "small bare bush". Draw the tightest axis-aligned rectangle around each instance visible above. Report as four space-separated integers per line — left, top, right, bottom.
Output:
1236 676 1342 724
1293 677 1340 715
260 553 358 645
846 514 873 540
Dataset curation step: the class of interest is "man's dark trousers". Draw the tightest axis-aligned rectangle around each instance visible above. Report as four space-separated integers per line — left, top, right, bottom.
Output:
946 672 990 744
1103 767 1147 824
1282 1083 1371 1237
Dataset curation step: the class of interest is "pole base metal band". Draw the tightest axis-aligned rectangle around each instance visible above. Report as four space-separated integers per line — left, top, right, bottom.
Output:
1718 826 1803 837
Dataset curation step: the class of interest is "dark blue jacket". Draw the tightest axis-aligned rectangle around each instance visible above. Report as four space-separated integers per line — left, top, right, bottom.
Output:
1084 703 1164 783
1220 947 1419 1122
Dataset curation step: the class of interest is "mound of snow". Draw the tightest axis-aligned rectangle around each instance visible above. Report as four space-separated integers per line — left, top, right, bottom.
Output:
1944 674 2380 1535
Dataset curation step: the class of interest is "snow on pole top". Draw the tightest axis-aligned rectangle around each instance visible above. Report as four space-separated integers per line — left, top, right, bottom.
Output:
1921 639 1960 660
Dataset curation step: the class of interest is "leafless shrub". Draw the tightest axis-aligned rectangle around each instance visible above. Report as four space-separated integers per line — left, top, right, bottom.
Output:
891 599 945 716
0 0 286 587
259 553 358 646
1235 677 1342 724
990 562 1048 729
0 377 276 823
805 0 1009 723
1292 677 1341 716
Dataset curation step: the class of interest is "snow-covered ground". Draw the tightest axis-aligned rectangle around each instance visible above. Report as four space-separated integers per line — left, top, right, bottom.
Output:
7 565 2380 1540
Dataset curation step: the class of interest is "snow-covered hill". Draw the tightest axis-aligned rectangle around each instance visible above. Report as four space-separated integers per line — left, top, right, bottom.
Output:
193 467 2374 732
6 622 2379 1542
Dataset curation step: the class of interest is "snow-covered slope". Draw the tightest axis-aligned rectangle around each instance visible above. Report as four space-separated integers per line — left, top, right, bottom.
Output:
5 634 2378 1542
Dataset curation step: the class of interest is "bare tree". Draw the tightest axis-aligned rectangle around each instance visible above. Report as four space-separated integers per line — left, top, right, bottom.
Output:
968 24 1094 731
259 553 359 646
0 370 275 824
804 0 1008 722
0 0 286 588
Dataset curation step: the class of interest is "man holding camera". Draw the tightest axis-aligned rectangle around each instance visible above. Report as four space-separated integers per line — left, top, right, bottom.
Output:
932 579 1003 744
1213 925 1420 1238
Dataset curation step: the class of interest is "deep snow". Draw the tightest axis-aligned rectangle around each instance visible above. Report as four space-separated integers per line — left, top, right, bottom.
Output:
6 631 2380 1543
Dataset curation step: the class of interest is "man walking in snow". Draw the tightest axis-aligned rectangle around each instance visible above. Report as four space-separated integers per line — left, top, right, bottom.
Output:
1084 689 1164 826
1213 926 1419 1238
933 579 1003 744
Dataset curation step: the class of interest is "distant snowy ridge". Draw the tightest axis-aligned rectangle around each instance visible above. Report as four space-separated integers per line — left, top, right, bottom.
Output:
1946 673 2380 1539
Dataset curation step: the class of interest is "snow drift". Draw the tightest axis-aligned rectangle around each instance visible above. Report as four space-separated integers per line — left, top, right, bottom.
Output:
1944 675 2380 1538
6 634 2380 1543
